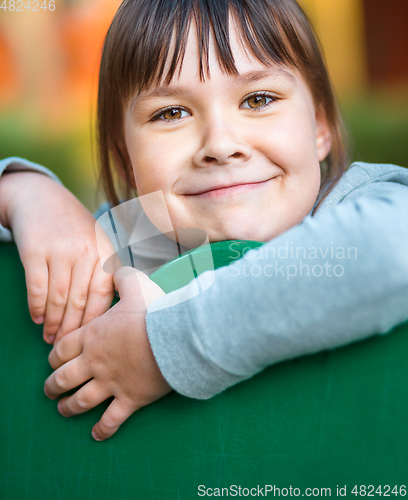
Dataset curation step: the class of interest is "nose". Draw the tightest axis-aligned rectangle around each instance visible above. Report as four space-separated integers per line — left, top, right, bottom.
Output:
193 117 252 167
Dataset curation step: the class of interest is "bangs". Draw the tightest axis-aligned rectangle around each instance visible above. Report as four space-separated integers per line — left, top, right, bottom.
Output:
103 0 310 102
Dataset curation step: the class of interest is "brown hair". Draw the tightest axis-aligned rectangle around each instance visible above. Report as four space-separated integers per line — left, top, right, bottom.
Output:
97 0 349 213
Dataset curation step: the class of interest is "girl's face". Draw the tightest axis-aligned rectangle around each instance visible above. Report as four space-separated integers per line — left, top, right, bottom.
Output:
123 20 332 243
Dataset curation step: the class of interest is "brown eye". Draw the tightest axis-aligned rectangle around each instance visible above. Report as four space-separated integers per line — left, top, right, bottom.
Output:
241 93 275 111
247 95 267 108
163 108 182 120
152 107 189 122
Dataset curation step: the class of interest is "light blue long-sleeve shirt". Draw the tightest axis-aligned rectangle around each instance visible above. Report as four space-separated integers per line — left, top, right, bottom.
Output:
146 161 408 398
1 158 408 400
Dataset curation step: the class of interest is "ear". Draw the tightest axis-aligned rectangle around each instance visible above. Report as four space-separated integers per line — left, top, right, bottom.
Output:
315 106 333 162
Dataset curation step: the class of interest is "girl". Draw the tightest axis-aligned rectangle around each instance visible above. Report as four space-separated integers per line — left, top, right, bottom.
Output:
1 0 408 441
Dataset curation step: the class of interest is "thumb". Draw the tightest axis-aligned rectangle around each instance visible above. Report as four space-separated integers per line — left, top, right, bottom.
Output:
113 267 165 309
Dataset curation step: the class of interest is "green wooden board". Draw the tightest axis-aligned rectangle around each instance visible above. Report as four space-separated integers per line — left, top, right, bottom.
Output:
1 241 408 500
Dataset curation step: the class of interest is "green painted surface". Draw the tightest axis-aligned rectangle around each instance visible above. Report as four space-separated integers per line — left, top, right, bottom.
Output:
150 239 263 292
1 242 408 499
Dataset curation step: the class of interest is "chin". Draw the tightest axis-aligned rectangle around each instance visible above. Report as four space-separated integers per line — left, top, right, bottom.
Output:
207 227 269 243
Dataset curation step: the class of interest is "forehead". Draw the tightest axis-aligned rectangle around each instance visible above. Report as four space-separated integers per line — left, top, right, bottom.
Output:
130 69 297 112
189 18 294 77
129 17 301 107
177 17 281 75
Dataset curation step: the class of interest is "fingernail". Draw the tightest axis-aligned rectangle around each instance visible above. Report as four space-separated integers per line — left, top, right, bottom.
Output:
34 316 44 325
92 430 101 441
44 335 55 344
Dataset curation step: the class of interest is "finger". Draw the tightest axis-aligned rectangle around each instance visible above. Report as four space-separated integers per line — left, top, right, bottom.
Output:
114 267 165 311
44 353 91 400
80 261 114 327
24 256 48 327
54 260 94 343
58 379 112 417
92 398 137 441
94 220 118 272
43 260 72 340
48 325 84 369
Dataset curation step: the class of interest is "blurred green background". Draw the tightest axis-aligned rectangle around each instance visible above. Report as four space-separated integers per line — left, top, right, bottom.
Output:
0 0 407 212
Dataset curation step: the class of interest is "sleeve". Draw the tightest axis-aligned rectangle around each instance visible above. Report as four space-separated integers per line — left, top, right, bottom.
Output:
145 181 408 400
0 157 63 242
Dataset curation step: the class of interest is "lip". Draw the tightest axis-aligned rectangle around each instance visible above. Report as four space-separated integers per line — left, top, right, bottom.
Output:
184 176 279 198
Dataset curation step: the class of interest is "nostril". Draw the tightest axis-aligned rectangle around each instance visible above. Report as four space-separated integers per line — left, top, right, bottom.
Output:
231 152 242 159
204 156 215 163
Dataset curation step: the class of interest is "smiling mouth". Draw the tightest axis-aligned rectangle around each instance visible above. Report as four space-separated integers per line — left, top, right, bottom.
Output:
184 176 279 198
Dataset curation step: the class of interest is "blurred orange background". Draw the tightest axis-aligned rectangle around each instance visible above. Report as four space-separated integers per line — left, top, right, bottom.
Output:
0 0 407 210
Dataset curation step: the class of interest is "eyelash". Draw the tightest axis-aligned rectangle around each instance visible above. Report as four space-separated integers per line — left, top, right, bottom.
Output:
149 91 277 123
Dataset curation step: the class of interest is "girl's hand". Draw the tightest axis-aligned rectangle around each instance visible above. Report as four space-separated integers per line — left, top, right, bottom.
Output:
44 267 172 441
0 171 115 344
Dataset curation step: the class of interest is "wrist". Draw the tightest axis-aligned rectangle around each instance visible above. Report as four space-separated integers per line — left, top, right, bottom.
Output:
0 171 20 229
0 170 57 230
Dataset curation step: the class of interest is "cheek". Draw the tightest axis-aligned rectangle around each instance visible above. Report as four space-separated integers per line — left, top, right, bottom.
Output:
250 106 321 214
126 134 175 196
252 105 318 173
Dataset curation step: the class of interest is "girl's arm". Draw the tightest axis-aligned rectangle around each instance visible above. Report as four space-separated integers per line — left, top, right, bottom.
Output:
0 158 115 343
146 179 408 399
43 167 408 442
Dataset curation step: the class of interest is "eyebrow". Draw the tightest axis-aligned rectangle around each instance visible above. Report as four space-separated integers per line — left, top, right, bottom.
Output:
130 67 295 110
